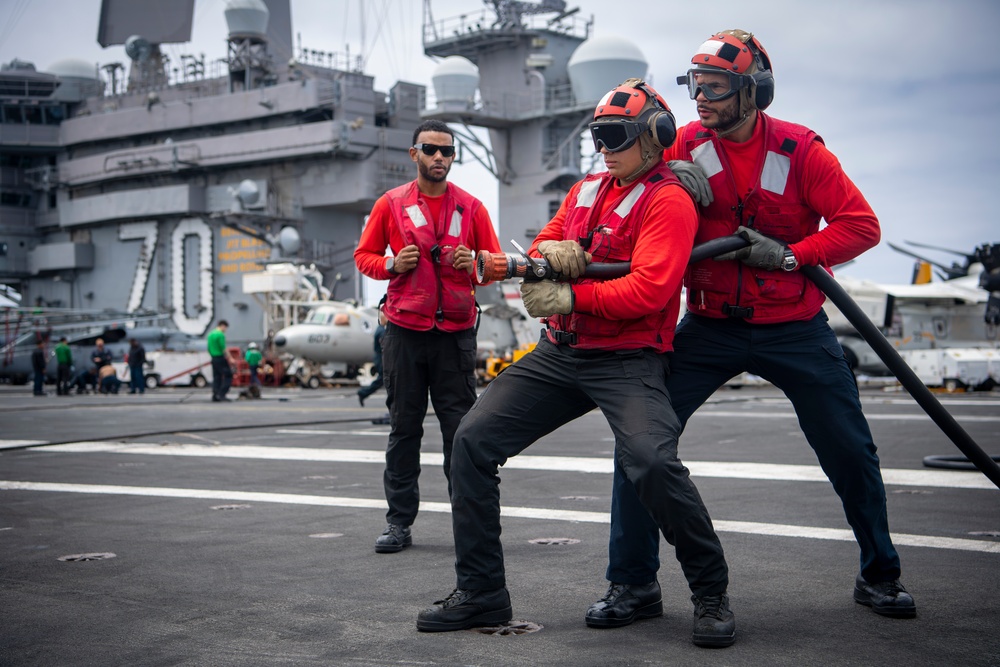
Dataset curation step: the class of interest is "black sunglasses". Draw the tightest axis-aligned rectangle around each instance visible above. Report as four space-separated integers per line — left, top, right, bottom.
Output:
413 143 456 158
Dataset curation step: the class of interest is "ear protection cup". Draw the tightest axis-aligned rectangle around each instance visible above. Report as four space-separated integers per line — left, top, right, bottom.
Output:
639 108 677 150
634 83 677 150
744 35 774 111
750 69 774 110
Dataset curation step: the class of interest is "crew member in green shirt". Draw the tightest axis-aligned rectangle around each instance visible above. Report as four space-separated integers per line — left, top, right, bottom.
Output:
244 342 263 387
207 320 232 402
54 337 73 396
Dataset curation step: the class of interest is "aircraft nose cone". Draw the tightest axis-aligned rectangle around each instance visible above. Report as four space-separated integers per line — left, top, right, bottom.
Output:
274 335 286 347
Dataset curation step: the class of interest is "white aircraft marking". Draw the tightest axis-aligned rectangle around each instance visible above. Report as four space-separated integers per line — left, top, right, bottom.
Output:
1 480 997 554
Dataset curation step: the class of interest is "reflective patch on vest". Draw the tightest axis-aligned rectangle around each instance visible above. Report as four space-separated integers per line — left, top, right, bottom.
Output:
761 151 791 195
691 141 723 178
448 210 463 237
406 205 429 228
614 182 646 218
576 180 600 208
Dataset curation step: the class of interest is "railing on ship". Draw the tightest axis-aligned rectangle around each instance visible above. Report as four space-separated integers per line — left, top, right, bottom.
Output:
422 7 591 46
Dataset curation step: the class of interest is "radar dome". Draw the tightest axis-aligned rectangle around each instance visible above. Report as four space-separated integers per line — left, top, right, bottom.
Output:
567 35 648 104
46 58 99 80
431 56 479 111
125 35 153 62
225 0 270 37
278 227 301 255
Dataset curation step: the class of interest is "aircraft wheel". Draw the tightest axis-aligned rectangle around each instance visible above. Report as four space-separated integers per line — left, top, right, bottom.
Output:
943 378 962 393
306 375 321 389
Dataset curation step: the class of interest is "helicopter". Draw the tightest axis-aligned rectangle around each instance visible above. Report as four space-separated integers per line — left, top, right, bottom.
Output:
827 241 1000 383
0 314 205 386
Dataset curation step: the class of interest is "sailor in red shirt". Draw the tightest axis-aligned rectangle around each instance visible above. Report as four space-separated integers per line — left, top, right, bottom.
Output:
602 30 915 627
354 119 501 555
417 80 736 648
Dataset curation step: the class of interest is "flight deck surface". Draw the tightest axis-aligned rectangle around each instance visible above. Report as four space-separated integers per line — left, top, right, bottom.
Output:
1 383 998 666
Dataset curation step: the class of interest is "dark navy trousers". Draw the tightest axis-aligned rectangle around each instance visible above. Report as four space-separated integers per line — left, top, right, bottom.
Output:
451 336 729 596
381 322 477 527
607 311 902 586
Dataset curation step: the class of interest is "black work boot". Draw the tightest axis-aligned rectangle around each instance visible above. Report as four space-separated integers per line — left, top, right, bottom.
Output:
374 523 411 553
585 581 663 628
416 587 513 632
853 574 916 618
691 593 736 648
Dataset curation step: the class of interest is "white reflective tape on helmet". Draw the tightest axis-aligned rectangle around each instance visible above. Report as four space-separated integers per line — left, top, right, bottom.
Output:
691 141 724 179
449 210 462 237
576 180 601 208
760 151 791 196
614 182 646 218
694 38 725 58
406 205 428 228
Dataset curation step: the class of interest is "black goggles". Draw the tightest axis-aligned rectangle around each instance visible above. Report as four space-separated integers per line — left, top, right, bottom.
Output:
588 120 648 153
676 69 751 101
413 143 456 158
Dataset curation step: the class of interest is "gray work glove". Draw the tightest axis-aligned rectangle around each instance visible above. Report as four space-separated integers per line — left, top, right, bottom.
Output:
536 240 591 279
668 160 713 207
520 280 573 318
713 225 786 270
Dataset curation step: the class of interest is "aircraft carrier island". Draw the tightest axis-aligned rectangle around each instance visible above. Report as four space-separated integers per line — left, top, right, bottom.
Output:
1 0 424 345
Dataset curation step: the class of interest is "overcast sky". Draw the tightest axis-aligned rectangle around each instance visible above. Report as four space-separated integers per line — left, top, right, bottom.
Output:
2 0 998 285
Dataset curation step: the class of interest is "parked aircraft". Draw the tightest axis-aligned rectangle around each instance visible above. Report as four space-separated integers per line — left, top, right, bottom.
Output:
271 282 532 387
829 242 1000 378
0 316 205 385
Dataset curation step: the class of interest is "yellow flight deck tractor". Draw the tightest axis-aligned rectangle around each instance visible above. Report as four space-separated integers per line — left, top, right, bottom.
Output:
481 343 536 383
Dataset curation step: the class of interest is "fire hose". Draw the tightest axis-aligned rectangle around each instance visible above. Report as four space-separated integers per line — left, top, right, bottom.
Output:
476 236 1000 489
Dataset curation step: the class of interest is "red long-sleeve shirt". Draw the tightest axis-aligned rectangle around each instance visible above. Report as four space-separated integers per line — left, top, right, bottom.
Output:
664 117 880 268
529 177 698 322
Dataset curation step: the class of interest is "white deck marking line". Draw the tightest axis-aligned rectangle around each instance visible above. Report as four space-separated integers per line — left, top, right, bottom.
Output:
41 442 999 489
689 410 1000 423
1 480 997 554
0 440 47 450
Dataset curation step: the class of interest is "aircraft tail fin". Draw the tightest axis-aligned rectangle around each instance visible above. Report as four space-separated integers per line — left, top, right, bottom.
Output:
911 260 933 285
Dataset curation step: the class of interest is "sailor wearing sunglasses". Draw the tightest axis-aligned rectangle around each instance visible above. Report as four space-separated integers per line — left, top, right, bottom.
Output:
354 119 502 556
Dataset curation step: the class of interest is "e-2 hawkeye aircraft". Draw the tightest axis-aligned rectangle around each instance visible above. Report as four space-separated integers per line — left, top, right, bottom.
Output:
270 282 533 387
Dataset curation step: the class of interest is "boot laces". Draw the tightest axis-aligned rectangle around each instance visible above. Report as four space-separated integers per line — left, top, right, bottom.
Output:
436 588 472 608
600 583 629 603
878 579 905 596
694 594 727 620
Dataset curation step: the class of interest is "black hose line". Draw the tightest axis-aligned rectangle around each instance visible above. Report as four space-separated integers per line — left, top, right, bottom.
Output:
689 235 1000 489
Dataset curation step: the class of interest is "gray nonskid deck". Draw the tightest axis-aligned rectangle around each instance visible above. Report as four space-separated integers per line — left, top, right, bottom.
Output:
1 384 998 666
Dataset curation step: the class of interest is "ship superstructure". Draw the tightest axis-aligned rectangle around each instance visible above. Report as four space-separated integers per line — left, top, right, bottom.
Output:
420 0 648 248
0 0 424 343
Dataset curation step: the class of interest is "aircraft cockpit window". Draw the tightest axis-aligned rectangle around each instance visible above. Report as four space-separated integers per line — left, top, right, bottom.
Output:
333 313 350 326
305 311 331 325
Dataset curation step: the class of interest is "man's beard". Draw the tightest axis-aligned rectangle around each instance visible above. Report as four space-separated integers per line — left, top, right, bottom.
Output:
702 99 743 134
419 161 450 183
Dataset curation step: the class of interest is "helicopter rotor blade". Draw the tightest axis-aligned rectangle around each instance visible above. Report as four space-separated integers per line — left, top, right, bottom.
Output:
903 239 970 259
887 242 966 279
